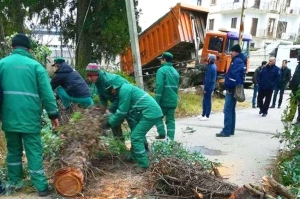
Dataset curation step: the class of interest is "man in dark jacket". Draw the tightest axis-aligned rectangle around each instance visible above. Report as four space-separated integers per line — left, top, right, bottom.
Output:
216 44 246 137
51 57 94 109
289 57 300 123
257 57 280 117
198 54 217 121
270 60 291 108
252 61 267 108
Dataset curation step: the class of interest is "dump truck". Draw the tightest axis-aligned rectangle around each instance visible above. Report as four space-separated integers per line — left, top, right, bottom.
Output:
121 3 252 92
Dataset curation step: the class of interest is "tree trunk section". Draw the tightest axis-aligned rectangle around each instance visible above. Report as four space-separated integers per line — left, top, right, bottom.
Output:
10 0 25 33
0 17 5 42
76 0 92 71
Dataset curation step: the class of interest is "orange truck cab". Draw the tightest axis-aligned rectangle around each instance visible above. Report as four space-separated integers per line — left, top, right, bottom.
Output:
200 28 252 90
120 3 252 92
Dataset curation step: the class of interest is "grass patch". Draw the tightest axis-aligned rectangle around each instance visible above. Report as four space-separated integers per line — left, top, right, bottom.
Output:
0 132 6 163
176 92 251 118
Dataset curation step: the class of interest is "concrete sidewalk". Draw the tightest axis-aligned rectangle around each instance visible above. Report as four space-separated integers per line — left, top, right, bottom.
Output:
147 90 289 186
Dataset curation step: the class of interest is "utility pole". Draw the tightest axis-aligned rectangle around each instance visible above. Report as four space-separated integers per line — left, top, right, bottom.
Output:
125 0 144 89
238 0 246 46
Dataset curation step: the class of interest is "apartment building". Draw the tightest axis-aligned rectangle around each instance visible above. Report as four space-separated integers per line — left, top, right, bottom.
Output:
200 0 300 48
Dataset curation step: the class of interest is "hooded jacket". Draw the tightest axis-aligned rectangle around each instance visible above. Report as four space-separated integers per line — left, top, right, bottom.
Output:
204 62 217 91
0 48 58 133
108 77 163 127
258 64 280 90
155 62 180 108
95 71 129 112
51 62 90 98
224 53 247 89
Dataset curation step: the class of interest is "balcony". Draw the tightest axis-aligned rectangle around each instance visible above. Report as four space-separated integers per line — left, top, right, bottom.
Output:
253 29 266 38
221 1 300 15
278 32 297 41
221 2 243 11
282 7 300 15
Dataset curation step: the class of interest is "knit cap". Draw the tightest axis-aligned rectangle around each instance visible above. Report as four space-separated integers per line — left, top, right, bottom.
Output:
208 54 216 62
86 63 100 76
12 34 31 49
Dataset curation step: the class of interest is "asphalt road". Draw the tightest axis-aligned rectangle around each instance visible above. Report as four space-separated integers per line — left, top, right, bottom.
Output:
148 88 289 186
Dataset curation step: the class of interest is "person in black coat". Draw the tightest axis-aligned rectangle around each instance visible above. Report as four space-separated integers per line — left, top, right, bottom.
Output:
257 57 280 117
252 61 267 108
270 60 291 108
51 57 94 109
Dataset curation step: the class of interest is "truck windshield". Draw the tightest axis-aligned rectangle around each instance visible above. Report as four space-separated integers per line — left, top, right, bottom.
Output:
225 39 250 57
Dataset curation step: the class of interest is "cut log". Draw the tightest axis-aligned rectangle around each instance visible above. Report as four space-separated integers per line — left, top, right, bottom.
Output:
243 184 275 199
211 162 223 178
264 176 296 199
54 167 84 197
53 107 104 197
192 188 203 199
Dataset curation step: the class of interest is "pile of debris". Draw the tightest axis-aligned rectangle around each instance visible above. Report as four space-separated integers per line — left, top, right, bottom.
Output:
149 157 237 199
148 157 296 199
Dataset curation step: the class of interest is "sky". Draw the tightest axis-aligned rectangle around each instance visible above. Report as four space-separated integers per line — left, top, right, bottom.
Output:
137 0 197 31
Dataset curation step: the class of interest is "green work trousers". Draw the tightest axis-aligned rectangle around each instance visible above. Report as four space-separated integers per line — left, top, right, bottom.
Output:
57 86 94 108
5 132 48 192
156 107 176 140
130 117 160 168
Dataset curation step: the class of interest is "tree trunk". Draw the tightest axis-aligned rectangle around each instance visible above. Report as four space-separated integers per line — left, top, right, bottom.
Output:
76 0 92 71
9 0 25 33
0 17 5 42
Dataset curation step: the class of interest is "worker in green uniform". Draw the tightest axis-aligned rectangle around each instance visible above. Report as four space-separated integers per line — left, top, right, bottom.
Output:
85 63 129 140
154 52 180 141
102 77 163 171
0 34 59 197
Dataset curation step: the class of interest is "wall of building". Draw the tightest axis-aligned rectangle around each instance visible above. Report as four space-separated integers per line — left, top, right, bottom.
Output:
202 0 300 48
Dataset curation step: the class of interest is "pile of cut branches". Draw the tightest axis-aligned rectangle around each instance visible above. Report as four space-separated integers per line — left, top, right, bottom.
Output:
149 157 238 199
148 157 297 199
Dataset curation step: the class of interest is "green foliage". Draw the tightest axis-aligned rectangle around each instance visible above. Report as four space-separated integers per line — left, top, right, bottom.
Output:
113 70 136 85
0 33 52 66
274 91 300 192
41 111 63 161
150 141 215 170
99 136 131 159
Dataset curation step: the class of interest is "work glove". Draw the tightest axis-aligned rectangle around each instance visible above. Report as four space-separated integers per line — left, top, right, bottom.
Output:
101 119 111 129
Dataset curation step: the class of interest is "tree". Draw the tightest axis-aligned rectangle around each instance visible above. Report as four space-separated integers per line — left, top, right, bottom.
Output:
62 0 141 70
0 0 141 71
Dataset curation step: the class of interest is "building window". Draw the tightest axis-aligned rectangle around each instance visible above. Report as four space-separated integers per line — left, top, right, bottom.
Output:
250 43 255 48
267 18 276 38
251 18 258 36
231 18 237 28
253 0 261 8
209 19 214 30
286 0 291 7
233 0 239 2
277 21 287 39
210 0 216 5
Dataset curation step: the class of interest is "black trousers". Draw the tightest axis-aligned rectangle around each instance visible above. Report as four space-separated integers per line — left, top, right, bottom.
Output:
258 89 273 114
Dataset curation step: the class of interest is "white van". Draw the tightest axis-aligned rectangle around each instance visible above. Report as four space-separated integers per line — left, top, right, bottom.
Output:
274 45 300 76
245 42 298 87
